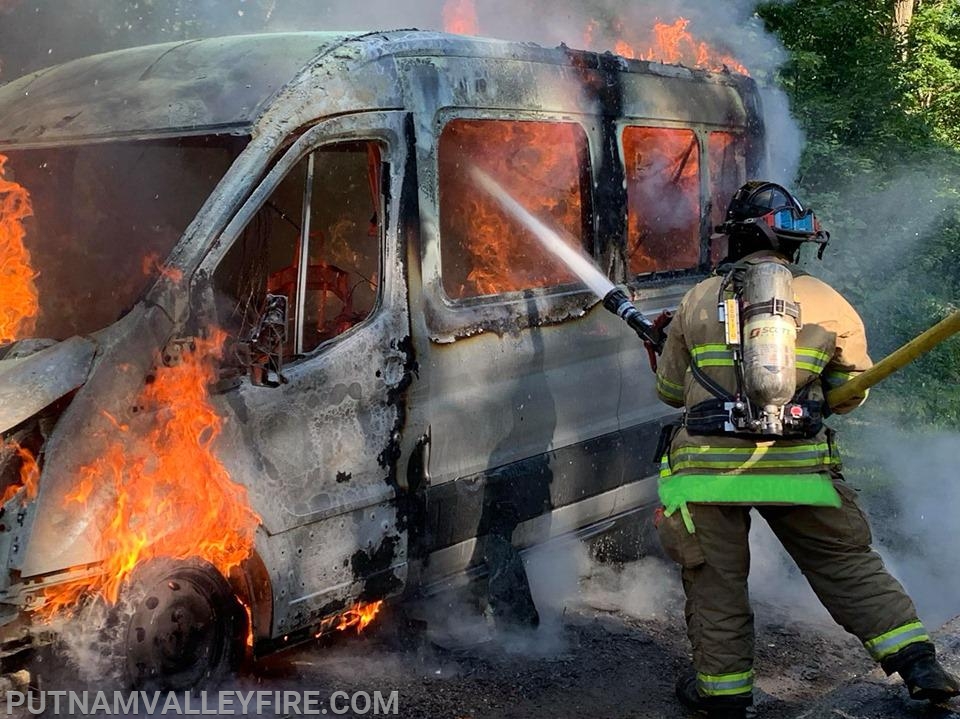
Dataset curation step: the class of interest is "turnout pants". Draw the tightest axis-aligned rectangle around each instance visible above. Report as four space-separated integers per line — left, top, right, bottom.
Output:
657 474 928 698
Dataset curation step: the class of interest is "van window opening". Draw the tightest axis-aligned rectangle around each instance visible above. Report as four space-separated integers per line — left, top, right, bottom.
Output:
213 141 382 356
0 136 245 342
708 131 747 264
623 126 701 277
438 119 594 300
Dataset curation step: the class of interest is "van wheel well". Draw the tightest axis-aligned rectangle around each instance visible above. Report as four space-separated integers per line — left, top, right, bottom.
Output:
123 559 246 691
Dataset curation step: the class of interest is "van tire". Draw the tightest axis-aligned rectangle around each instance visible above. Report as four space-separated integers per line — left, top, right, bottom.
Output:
122 559 246 691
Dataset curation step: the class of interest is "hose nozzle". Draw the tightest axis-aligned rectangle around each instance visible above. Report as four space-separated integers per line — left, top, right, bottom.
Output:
603 288 664 351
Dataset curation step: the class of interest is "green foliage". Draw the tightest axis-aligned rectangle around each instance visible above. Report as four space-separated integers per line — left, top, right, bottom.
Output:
904 0 960 146
758 0 960 433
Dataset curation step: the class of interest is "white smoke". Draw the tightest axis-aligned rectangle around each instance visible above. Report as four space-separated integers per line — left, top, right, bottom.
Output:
857 427 960 628
261 0 805 182
525 526 834 631
748 514 834 626
3 0 805 183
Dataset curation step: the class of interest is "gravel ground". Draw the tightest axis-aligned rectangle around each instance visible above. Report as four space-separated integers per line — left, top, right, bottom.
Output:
209 545 957 719
6 518 959 719
231 579 942 719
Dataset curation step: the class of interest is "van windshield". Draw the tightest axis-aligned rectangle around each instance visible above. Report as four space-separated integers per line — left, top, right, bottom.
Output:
0 136 246 344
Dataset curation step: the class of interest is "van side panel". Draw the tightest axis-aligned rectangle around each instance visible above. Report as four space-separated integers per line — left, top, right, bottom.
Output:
400 56 631 583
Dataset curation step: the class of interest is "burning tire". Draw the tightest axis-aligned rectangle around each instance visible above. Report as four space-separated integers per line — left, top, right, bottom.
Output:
122 560 246 691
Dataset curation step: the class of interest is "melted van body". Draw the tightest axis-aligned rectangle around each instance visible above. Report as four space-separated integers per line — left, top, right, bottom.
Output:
0 31 762 681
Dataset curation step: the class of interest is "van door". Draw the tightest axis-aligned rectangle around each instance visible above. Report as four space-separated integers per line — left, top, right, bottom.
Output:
196 112 413 638
410 112 626 584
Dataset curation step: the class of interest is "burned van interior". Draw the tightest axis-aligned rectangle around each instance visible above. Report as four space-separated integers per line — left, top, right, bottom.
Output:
213 141 382 359
438 118 594 301
622 127 746 279
0 135 244 343
624 127 701 275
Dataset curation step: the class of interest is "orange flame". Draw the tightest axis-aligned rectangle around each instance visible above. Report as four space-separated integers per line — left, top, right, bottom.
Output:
336 600 383 634
442 0 479 35
0 440 39 506
39 329 260 616
0 154 39 344
601 17 750 76
439 120 587 298
241 599 255 648
141 251 184 283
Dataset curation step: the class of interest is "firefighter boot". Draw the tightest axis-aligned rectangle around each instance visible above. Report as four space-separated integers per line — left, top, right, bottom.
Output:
675 673 751 719
881 641 960 702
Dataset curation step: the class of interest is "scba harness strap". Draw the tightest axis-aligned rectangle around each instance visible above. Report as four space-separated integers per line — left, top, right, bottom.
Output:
683 259 825 439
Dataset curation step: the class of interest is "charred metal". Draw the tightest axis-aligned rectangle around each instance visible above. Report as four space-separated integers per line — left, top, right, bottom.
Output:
0 29 764 685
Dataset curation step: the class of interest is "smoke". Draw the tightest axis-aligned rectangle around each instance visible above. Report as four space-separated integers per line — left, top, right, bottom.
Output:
0 0 803 181
853 427 960 628
527 528 833 632
740 425 960 633
573 548 683 622
747 515 834 626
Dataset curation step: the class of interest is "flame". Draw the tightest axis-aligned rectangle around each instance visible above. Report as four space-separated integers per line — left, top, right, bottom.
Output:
39 329 260 617
602 17 750 76
624 126 701 275
0 440 39 506
241 599 255 648
336 600 383 634
141 251 184 283
439 120 587 298
0 154 39 344
442 0 479 35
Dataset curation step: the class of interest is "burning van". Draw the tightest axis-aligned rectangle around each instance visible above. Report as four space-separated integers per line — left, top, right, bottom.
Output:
0 31 763 687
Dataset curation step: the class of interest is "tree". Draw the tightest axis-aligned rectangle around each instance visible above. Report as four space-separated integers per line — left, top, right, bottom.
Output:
894 0 915 44
758 0 960 427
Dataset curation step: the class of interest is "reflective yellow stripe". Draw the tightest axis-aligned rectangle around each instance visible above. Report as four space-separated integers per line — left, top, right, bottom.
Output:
660 457 671 476
670 442 836 472
691 344 832 373
656 374 684 402
690 344 735 366
697 669 753 696
698 358 736 367
797 353 830 373
691 343 729 354
797 346 831 363
865 621 929 660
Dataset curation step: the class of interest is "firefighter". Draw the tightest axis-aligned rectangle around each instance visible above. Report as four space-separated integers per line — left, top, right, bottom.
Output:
654 181 960 718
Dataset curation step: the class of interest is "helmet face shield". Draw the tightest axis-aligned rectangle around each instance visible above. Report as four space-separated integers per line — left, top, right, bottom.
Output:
762 206 819 236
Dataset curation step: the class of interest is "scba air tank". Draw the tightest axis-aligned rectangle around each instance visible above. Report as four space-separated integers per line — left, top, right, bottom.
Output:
741 262 798 434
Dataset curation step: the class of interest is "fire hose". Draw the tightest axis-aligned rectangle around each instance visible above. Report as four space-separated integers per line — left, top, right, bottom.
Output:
826 309 960 408
465 165 960 391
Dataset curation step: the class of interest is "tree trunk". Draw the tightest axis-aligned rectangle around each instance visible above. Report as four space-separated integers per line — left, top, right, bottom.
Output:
894 0 915 40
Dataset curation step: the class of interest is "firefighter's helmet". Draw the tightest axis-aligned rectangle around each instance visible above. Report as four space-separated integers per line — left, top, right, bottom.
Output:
721 181 829 259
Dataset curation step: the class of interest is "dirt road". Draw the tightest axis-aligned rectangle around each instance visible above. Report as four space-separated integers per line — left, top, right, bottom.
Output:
9 523 960 718
231 551 960 719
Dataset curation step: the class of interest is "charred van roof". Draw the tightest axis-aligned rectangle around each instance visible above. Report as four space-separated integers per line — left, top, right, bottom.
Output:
0 32 355 146
0 30 755 148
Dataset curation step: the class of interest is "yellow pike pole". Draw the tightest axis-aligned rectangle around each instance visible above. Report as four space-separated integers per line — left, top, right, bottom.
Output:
827 310 960 408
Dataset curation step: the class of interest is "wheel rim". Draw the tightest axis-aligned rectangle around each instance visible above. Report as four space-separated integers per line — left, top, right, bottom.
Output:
125 568 234 691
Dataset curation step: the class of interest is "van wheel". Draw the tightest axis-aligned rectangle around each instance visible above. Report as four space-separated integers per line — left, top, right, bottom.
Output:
123 560 246 691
